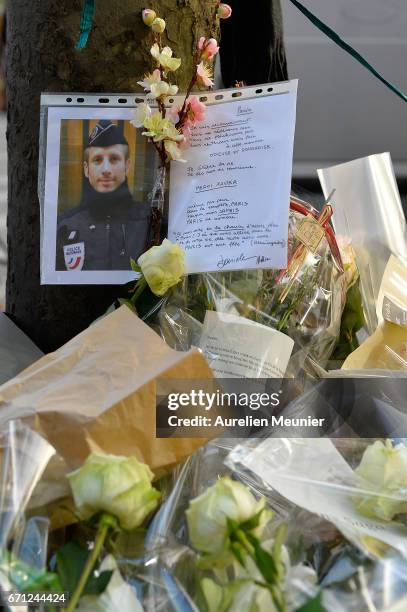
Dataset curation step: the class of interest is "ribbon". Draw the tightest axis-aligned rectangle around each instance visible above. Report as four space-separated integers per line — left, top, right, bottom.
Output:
76 0 96 50
277 203 335 304
287 0 407 104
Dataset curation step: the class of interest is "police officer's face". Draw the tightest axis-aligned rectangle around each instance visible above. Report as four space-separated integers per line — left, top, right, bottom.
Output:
84 145 130 193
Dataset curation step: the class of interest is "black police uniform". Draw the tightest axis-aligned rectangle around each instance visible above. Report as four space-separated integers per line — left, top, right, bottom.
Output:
56 121 151 272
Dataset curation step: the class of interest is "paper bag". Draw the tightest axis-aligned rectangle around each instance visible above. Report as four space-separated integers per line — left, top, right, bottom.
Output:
0 307 213 478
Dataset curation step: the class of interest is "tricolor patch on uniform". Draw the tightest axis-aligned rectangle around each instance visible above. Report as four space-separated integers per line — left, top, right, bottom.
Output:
63 242 85 271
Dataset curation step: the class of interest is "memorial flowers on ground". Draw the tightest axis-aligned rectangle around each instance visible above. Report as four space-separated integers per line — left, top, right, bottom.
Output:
65 452 160 611
354 439 407 522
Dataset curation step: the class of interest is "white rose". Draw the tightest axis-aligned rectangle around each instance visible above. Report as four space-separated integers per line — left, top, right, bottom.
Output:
67 453 160 530
137 239 186 296
77 555 143 612
201 539 317 612
355 440 407 521
186 477 271 556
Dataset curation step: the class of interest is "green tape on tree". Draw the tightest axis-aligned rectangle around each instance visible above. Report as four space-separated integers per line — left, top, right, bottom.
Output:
76 0 96 50
287 0 407 103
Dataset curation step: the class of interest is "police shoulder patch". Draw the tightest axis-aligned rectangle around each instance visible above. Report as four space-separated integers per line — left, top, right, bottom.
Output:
63 242 85 271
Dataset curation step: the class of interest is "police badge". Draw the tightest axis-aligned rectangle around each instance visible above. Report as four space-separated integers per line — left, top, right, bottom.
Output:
63 242 85 271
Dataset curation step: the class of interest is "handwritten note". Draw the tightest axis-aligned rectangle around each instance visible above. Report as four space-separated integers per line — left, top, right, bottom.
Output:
168 83 298 273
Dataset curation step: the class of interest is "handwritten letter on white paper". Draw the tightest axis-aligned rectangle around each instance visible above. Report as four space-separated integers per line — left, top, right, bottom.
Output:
168 82 297 274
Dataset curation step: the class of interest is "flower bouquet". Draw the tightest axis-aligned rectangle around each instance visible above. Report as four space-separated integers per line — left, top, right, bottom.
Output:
97 1 356 378
124 438 407 611
127 196 349 380
2 421 407 610
0 422 329 611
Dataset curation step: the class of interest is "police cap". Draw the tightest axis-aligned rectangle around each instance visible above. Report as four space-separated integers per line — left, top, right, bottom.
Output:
88 120 129 148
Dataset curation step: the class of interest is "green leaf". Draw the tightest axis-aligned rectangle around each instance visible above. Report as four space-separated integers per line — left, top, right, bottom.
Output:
332 280 365 360
230 542 246 568
130 258 142 273
56 540 112 596
245 533 279 584
226 516 240 535
239 509 266 532
272 523 288 568
295 592 325 612
200 578 254 612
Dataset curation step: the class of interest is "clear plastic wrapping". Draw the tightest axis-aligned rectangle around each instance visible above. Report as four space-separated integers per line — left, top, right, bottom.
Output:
138 442 320 611
318 153 407 335
0 421 55 606
227 436 407 610
150 196 347 377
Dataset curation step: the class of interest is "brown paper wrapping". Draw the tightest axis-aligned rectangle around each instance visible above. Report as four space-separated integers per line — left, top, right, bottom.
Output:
0 307 213 480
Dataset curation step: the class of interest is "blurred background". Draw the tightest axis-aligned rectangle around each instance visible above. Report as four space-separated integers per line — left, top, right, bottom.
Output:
282 0 407 184
0 0 406 308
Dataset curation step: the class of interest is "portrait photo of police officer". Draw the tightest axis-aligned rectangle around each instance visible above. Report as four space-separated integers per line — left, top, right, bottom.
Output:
56 119 153 272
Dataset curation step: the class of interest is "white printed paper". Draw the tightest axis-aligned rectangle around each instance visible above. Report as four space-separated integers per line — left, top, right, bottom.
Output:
169 83 298 274
236 438 407 558
199 311 294 379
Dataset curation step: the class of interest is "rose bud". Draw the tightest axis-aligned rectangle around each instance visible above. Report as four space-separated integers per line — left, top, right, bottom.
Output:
138 239 186 296
67 452 160 530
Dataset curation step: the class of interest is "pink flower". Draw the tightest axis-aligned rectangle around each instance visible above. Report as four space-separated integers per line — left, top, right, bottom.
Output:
168 104 180 124
186 96 206 124
217 3 232 19
181 123 192 142
196 62 214 88
198 37 220 61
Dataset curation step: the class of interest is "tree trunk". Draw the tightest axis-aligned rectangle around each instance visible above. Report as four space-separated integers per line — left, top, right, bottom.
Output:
6 0 288 352
220 0 288 87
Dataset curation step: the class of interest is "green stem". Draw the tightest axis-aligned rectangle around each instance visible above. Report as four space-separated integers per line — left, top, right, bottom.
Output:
235 529 255 556
66 515 112 612
232 533 287 612
130 277 148 305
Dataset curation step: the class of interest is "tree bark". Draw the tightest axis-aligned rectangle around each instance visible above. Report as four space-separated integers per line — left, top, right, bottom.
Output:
6 0 288 352
220 0 288 87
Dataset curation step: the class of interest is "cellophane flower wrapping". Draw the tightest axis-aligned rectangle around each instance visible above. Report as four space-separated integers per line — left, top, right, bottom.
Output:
115 438 407 611
117 441 321 612
0 421 56 596
149 197 347 375
226 435 407 610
